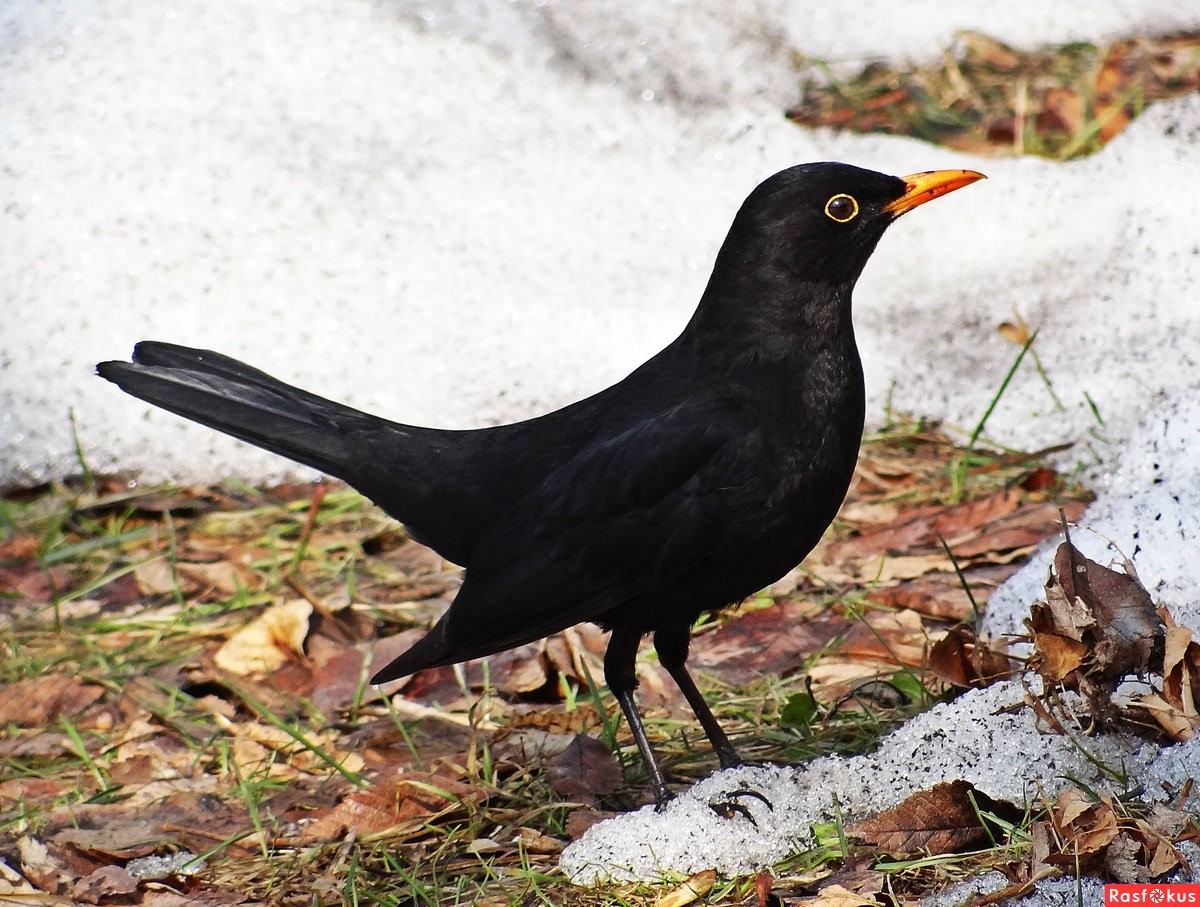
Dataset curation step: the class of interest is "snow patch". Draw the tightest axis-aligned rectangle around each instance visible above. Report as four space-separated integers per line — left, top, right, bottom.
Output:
561 681 1200 882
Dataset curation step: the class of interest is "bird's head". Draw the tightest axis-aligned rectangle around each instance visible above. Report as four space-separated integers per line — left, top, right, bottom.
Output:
692 161 984 355
722 161 985 288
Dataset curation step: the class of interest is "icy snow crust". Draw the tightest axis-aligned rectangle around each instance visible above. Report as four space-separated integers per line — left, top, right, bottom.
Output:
6 0 1200 894
5 1 1200 490
561 682 1200 883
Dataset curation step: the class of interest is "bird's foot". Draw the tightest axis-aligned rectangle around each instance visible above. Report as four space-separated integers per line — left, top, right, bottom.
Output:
653 789 676 813
708 786 774 825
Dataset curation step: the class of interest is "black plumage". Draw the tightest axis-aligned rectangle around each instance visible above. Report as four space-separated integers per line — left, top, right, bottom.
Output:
98 162 983 805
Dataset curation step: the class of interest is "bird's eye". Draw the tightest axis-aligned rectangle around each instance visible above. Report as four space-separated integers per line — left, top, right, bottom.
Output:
824 194 859 223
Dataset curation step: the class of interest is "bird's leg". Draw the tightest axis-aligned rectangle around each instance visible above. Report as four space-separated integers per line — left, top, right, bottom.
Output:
604 626 672 809
653 624 741 769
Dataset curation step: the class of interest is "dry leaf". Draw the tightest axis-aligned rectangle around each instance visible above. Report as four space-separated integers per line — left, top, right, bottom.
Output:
214 599 312 676
546 734 622 803
928 624 1014 688
564 807 617 839
839 609 936 667
513 826 564 855
71 865 139 904
849 780 1020 856
0 675 104 727
1160 611 1200 718
653 869 717 907
18 837 71 894
1047 789 1119 863
997 316 1031 345
300 767 480 841
803 883 883 907
1028 539 1164 692
689 603 845 683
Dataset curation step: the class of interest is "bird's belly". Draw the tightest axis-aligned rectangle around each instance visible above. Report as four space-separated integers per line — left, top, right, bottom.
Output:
603 424 863 633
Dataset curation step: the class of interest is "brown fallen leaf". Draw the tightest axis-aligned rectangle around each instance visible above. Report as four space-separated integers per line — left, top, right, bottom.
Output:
689 602 845 684
546 734 622 803
1028 539 1164 699
1037 86 1085 135
134 557 259 600
564 807 617 839
866 565 1018 622
298 766 481 841
1045 789 1119 867
507 703 603 735
653 869 717 907
0 675 104 727
801 883 883 907
71 865 139 904
1159 610 1200 720
0 563 70 603
928 624 1015 688
754 871 775 907
213 599 312 676
839 609 937 668
18 837 71 894
829 488 1021 562
1060 543 1163 681
512 826 564 855
848 780 1021 856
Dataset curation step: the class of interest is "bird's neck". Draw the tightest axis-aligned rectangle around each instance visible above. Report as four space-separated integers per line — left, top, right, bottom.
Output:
681 276 860 372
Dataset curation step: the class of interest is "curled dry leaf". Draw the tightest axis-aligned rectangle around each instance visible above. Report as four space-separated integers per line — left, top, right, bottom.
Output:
652 869 718 907
997 315 1032 345
1028 539 1164 691
848 780 1021 856
1042 788 1184 880
1161 617 1200 710
928 624 1015 688
1046 789 1119 865
214 599 312 676
71 865 139 905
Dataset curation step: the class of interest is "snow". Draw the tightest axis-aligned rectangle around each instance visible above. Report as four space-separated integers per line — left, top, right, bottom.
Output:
985 383 1200 641
6 1 1200 491
393 2 1200 107
560 681 1200 882
4 0 1200 898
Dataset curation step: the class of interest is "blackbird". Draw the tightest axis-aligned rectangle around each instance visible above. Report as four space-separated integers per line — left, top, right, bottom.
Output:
98 162 983 806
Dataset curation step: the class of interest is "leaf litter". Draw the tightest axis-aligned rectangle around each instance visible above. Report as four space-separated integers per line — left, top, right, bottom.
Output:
0 416 1121 904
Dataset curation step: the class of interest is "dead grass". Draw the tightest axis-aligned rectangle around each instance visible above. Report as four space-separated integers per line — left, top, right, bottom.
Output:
790 32 1200 160
5 28 1200 905
0 413 1100 905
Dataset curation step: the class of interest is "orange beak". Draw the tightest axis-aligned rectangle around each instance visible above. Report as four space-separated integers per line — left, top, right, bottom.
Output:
884 169 986 216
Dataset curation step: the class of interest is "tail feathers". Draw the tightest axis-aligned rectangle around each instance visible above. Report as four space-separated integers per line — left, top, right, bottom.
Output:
128 342 346 417
97 343 370 480
371 620 457 683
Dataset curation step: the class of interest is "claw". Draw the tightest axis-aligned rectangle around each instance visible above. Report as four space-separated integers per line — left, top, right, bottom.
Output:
725 786 773 810
709 798 757 825
707 786 774 825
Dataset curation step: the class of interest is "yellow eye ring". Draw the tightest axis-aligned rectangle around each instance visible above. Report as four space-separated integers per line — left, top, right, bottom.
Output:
824 193 859 223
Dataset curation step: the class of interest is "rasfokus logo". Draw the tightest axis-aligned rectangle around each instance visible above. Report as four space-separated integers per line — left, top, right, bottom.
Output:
1106 885 1200 904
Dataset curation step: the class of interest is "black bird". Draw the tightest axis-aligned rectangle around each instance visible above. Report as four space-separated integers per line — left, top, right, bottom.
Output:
98 163 983 805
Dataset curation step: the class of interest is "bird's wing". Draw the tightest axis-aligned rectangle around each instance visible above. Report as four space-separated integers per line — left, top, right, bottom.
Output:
408 401 754 668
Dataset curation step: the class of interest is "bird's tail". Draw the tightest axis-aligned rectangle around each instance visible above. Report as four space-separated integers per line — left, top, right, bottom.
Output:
97 341 371 481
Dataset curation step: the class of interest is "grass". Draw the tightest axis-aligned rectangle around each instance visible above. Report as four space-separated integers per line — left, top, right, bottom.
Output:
0 417 1103 905
789 31 1200 161
7 27 1199 907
